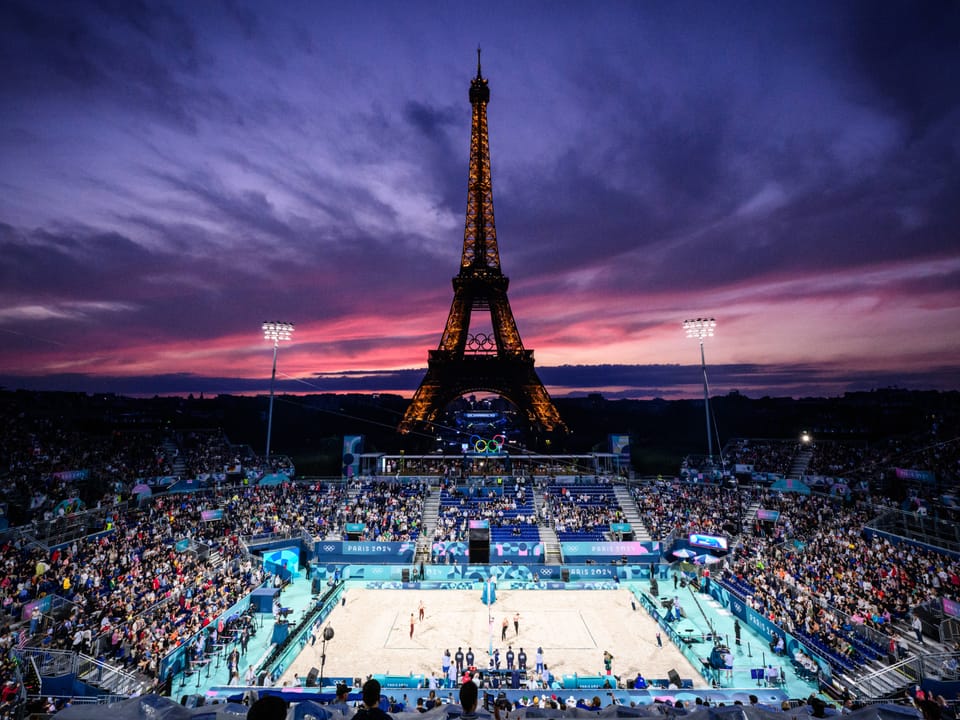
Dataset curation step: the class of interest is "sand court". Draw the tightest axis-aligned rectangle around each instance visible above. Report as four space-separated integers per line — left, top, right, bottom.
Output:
280 588 705 687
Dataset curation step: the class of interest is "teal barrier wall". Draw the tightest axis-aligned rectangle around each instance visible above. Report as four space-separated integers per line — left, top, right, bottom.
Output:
707 580 833 682
159 590 254 680
309 563 675 584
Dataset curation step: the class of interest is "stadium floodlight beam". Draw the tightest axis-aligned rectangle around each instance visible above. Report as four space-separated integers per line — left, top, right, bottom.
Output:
262 321 295 465
683 317 716 464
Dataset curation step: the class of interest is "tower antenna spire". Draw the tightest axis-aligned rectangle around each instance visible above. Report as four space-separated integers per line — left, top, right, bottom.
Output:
476 45 482 78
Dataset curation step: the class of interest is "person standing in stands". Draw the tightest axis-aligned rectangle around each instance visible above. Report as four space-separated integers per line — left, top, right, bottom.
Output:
912 615 924 644
517 648 527 671
535 647 544 674
442 649 452 681
455 647 465 674
227 647 240 684
466 647 475 669
603 650 614 676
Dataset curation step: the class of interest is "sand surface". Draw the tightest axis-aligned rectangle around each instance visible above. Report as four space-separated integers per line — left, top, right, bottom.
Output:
280 588 704 687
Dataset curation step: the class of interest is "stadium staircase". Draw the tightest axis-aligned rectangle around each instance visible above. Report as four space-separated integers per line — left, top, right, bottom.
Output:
531 490 562 564
787 446 813 480
76 653 152 696
819 611 954 700
16 647 151 701
838 645 957 700
841 655 919 700
741 500 761 529
539 524 562 564
612 486 651 541
163 437 186 478
415 482 441 566
163 438 187 478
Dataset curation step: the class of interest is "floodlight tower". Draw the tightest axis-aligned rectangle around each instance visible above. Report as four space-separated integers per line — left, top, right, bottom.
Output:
683 317 716 464
262 321 295 465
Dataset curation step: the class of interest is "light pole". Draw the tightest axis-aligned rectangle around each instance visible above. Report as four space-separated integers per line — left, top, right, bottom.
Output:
318 625 334 690
262 321 294 465
683 317 716 465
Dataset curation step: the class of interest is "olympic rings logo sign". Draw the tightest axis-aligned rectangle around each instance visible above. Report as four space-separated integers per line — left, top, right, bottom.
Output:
469 434 507 454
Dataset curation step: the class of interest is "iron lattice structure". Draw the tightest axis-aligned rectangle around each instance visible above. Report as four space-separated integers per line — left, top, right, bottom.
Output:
399 54 566 436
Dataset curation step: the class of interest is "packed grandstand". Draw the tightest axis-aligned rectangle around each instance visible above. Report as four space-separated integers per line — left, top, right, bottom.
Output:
0 395 958 720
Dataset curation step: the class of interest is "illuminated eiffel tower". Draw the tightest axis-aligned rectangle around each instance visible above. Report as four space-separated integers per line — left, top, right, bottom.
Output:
399 52 566 437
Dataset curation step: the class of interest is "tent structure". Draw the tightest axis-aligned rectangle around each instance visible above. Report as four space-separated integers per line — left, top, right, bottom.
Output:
769 478 811 494
53 497 85 515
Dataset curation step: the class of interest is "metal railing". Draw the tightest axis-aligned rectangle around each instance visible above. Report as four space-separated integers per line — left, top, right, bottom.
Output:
15 648 76 678
240 530 301 547
852 655 921 699
45 593 85 622
943 617 960 646
75 653 146 694
26 501 129 548
866 508 960 554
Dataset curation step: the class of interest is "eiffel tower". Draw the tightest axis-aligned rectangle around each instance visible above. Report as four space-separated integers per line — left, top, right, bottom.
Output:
399 52 566 437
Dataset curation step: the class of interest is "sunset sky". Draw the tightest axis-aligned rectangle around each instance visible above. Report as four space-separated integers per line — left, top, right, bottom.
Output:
1 1 958 400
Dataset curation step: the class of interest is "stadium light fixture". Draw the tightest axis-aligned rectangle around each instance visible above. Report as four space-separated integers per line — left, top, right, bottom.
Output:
683 317 716 464
262 321 295 465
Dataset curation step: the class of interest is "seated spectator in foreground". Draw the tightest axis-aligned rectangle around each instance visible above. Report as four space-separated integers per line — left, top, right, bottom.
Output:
356 678 392 720
457 677 487 720
247 696 288 720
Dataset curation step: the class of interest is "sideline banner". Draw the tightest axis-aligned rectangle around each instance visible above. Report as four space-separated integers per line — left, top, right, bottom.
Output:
314 540 415 563
943 597 960 619
53 469 90 482
561 540 660 562
895 467 936 483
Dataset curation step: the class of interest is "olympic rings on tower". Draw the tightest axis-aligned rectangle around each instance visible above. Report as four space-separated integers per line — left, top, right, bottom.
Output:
468 434 507 454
